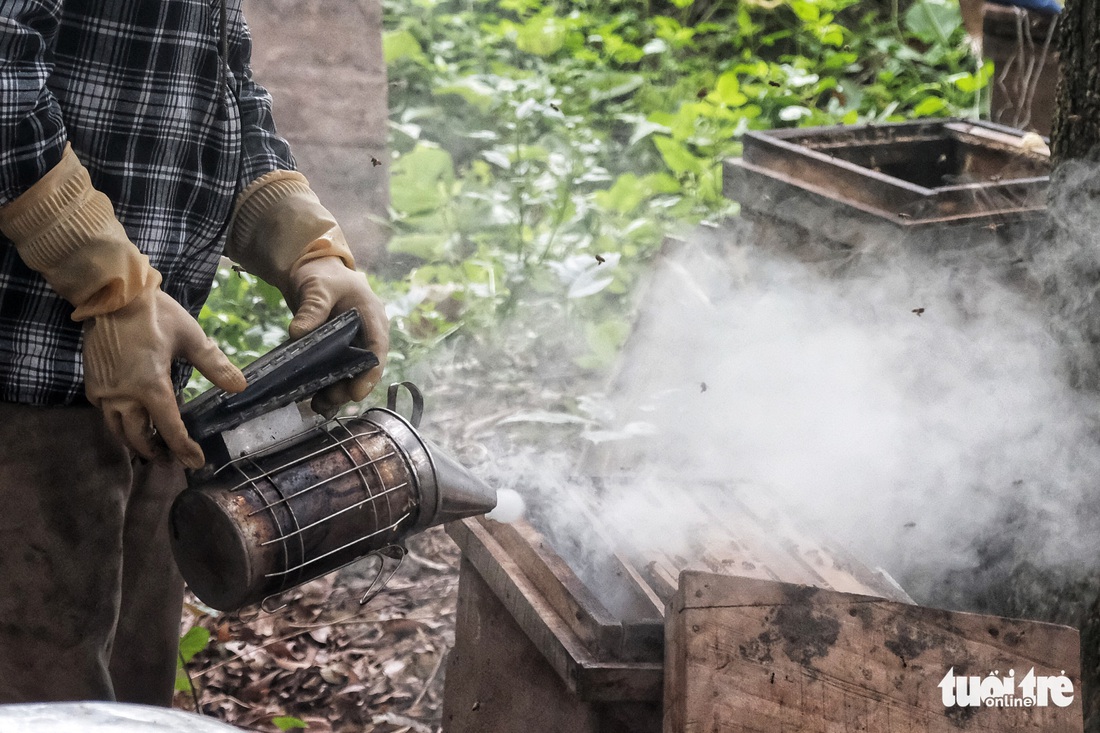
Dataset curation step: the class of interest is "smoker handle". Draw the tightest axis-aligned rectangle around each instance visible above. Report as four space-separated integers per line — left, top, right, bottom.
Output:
182 308 378 441
386 382 424 428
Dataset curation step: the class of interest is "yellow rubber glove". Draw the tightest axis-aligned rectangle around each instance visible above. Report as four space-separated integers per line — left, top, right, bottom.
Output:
0 144 247 468
227 170 388 415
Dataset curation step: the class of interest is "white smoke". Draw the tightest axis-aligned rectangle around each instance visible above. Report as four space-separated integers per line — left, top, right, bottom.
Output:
420 158 1100 618
457 211 1100 613
597 229 1100 588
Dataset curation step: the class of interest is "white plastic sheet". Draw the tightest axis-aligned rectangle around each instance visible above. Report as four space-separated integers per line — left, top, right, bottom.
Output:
0 702 240 732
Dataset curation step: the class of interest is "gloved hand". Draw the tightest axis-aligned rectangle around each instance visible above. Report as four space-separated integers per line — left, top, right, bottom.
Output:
0 143 247 468
286 257 388 414
227 170 388 415
83 284 249 468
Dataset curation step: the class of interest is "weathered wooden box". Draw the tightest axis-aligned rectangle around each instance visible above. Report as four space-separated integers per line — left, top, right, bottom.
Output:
442 484 1082 733
441 481 918 733
443 518 664 733
666 571 1083 732
724 119 1050 264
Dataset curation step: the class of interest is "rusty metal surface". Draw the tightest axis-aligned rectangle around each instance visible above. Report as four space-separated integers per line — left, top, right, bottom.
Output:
173 418 420 611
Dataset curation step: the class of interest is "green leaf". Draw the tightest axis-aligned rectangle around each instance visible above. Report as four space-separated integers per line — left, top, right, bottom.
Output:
595 174 648 215
390 145 455 216
789 0 820 22
713 72 748 107
179 626 211 664
642 172 683 195
604 36 646 64
272 716 309 731
499 0 541 13
950 60 994 92
904 0 961 45
912 96 946 116
515 12 572 56
174 626 211 693
653 16 695 47
433 77 497 113
653 136 703 176
818 24 845 48
389 233 451 261
383 30 426 65
393 144 454 186
174 669 194 694
576 317 631 370
587 72 645 104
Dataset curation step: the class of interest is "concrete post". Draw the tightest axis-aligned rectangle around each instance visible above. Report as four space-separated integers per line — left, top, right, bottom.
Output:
243 0 390 267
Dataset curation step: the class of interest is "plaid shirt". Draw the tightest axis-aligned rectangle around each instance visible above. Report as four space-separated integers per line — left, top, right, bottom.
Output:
0 0 295 404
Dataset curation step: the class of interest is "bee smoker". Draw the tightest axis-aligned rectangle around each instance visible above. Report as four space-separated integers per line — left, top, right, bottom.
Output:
169 310 496 612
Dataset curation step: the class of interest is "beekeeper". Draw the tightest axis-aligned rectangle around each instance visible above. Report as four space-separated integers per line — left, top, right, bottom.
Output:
0 0 388 705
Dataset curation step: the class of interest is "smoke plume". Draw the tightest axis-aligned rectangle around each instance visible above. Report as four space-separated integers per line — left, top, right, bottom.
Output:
429 168 1100 618
602 223 1100 598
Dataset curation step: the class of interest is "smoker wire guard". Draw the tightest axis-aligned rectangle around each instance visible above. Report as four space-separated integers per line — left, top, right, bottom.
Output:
169 383 450 615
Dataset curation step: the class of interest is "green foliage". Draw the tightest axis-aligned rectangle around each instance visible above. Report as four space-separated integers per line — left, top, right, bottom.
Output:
372 0 987 374
193 0 989 387
272 716 309 731
175 626 211 693
187 268 289 397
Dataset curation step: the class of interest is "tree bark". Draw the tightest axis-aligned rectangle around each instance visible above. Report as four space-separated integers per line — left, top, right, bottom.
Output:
1051 0 1100 164
1046 4 1100 730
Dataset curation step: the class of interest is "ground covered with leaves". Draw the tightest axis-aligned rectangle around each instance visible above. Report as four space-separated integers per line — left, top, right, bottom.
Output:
173 527 461 733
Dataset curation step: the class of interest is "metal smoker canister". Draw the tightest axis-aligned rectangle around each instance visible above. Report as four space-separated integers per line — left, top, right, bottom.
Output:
169 385 496 612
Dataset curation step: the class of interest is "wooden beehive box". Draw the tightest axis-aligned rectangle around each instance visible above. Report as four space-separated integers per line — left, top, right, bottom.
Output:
442 481 917 733
443 517 664 733
724 119 1050 266
443 479 1083 733
666 571 1082 732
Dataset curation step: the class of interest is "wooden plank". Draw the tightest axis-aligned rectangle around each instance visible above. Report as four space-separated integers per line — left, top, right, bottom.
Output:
478 516 665 663
483 517 626 659
613 482 912 606
643 558 680 604
444 559 663 732
664 571 1083 733
612 551 668 665
694 491 834 590
614 550 665 616
443 559 601 733
555 484 678 623
447 519 663 702
725 158 1043 230
729 488 914 603
447 519 592 691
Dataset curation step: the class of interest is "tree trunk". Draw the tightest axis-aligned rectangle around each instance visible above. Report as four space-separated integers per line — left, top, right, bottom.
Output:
243 0 391 267
1047 1 1100 729
1051 0 1100 164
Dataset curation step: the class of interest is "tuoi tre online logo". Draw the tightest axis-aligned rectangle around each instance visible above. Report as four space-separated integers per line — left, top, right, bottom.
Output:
939 668 1074 708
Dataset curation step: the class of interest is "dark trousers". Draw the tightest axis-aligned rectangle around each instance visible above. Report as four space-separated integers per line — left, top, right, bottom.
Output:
0 402 186 705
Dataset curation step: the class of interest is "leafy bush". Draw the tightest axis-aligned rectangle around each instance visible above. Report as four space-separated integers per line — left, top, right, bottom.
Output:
195 0 988 387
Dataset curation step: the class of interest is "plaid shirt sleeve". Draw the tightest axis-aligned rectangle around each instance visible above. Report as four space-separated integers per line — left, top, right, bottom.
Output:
0 0 311 404
225 1 295 191
0 0 68 205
